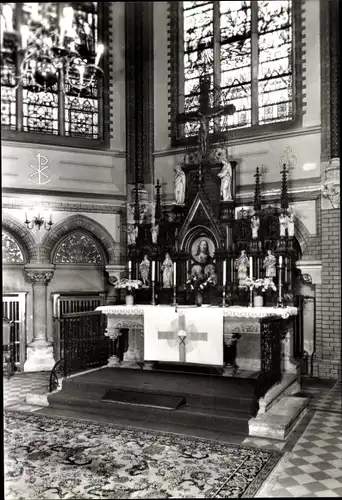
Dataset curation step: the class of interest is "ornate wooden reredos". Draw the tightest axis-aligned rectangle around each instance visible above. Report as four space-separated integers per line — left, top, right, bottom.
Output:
126 146 301 307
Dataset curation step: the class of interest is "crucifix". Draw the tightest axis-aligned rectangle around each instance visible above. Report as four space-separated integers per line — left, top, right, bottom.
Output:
177 75 236 182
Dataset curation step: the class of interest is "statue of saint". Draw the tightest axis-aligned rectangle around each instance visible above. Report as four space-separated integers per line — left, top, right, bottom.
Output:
139 255 150 286
151 222 159 244
235 250 249 287
174 164 186 205
161 253 173 288
127 224 138 246
279 213 287 237
218 161 233 201
287 212 295 237
251 215 260 239
205 264 218 286
263 249 277 278
194 239 212 265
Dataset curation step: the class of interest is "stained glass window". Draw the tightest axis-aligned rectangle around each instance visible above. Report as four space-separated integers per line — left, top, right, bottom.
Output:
181 0 293 135
54 232 104 264
2 232 24 263
0 2 105 142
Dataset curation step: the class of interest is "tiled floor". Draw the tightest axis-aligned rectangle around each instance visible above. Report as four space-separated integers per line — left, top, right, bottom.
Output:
3 372 342 497
3 371 50 410
255 381 342 497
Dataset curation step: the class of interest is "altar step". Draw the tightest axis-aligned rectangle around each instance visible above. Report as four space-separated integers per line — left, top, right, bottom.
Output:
47 367 258 437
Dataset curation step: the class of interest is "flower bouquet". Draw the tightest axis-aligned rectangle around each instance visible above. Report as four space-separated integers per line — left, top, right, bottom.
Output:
244 277 277 307
114 278 142 306
186 273 215 306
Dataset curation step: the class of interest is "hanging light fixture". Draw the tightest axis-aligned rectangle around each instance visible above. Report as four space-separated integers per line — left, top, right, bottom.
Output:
0 2 104 92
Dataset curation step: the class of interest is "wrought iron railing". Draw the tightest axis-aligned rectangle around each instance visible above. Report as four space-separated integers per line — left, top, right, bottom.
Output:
49 311 110 392
254 316 283 413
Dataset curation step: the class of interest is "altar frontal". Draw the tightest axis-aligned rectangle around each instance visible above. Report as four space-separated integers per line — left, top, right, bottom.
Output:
144 306 223 365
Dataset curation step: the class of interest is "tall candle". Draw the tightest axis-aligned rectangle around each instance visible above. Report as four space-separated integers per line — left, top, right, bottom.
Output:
223 261 226 286
128 260 132 272
279 256 283 267
173 262 176 285
152 261 155 282
249 256 253 278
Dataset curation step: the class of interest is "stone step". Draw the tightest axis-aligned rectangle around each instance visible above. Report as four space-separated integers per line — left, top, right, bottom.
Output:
248 396 309 440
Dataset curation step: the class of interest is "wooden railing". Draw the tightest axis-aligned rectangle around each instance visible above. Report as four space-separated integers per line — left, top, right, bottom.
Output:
49 311 110 392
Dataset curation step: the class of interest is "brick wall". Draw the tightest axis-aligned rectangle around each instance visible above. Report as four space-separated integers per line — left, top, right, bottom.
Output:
313 208 341 379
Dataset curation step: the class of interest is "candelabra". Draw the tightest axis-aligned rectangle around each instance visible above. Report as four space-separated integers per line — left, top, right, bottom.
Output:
25 212 53 231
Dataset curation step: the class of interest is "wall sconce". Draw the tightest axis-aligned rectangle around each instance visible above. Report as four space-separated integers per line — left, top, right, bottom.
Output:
25 212 53 231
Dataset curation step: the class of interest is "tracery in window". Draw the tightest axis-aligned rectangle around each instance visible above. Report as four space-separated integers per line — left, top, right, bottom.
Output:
54 232 104 264
2 232 24 263
181 0 293 136
0 2 105 142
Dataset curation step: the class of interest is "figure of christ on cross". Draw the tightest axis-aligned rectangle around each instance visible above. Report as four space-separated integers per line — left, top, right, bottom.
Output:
158 312 208 363
178 76 236 164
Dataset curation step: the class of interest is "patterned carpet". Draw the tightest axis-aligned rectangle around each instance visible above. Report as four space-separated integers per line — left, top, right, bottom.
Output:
4 411 281 499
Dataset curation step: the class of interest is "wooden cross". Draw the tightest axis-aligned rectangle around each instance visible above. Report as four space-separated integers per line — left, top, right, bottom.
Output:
158 312 207 362
177 76 236 168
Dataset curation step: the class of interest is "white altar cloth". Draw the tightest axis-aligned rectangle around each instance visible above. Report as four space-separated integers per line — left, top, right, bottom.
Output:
143 306 224 365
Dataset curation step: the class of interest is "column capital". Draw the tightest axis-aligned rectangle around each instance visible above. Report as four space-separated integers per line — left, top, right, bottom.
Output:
24 263 55 284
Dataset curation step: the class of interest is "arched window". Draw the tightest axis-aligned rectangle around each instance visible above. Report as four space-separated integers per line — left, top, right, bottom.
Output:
53 231 104 264
2 231 25 263
0 2 109 148
170 0 303 144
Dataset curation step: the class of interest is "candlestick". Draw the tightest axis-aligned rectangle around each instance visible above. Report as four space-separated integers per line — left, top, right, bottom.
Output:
277 259 284 307
249 256 253 278
173 262 176 285
223 260 226 286
152 261 155 282
151 281 156 306
249 287 253 308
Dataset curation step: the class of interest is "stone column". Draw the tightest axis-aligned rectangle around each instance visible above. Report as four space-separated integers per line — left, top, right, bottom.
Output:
24 263 55 372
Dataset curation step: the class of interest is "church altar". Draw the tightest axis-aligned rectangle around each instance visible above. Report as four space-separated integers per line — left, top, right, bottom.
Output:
96 305 297 372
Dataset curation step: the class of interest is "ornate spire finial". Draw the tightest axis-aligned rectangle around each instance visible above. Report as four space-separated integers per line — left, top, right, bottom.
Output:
280 163 289 212
253 167 262 213
154 179 162 223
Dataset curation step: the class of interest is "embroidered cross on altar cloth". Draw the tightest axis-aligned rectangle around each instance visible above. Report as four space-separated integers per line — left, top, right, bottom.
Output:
143 306 224 366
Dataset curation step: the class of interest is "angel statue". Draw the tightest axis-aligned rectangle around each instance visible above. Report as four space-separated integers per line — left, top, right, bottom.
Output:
235 250 249 287
151 221 159 244
139 255 150 286
161 253 173 288
287 212 295 237
174 164 186 205
217 159 233 201
263 249 277 278
127 224 138 246
251 215 260 239
279 213 288 237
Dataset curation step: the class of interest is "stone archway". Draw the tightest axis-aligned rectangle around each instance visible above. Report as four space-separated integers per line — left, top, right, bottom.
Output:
41 214 119 264
293 216 310 256
2 213 38 262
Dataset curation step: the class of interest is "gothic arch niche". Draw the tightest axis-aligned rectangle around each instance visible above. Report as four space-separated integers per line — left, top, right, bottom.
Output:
2 230 26 264
52 231 105 265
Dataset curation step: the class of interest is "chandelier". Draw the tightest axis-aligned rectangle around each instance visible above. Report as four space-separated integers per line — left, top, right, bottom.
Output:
0 2 104 92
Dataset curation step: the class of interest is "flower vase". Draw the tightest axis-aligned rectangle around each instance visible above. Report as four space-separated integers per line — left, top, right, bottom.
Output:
253 295 264 307
195 292 203 307
126 293 134 306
